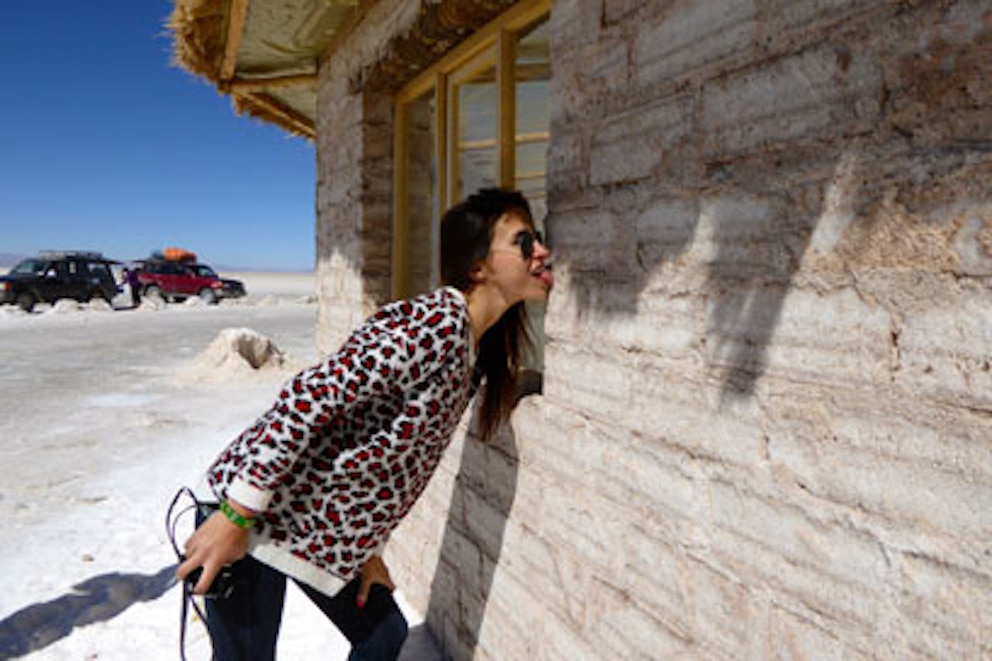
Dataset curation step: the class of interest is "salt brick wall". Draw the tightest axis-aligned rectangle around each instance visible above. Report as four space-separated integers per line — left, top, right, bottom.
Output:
314 0 992 659
314 1 421 348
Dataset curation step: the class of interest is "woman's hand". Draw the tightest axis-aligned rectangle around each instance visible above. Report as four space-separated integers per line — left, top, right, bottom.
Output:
175 510 251 595
357 555 395 608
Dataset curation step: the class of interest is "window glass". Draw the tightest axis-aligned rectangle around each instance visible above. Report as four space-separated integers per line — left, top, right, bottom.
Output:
453 61 498 201
515 20 550 222
14 260 44 274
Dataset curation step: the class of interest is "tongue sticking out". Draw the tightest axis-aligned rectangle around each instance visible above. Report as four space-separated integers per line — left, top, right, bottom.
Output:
537 270 554 290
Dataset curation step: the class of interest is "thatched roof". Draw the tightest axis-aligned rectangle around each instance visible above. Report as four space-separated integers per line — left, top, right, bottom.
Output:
168 0 360 139
169 0 526 138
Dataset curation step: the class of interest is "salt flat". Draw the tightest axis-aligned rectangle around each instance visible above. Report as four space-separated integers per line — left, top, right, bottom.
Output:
0 272 440 660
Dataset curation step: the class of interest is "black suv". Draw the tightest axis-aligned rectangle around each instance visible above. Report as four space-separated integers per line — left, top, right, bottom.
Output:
0 251 120 312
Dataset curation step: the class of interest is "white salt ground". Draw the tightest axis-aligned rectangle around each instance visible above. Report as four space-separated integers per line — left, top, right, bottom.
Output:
0 272 442 660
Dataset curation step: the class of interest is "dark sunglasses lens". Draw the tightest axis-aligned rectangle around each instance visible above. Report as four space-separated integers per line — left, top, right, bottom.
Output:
516 232 533 259
516 231 544 259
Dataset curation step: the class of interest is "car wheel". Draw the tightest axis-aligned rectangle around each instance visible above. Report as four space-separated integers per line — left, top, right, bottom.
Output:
15 292 36 312
91 290 112 305
199 288 218 305
144 285 164 300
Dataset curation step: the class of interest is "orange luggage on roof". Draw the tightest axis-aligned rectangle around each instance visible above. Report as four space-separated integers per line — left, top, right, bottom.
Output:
162 247 197 263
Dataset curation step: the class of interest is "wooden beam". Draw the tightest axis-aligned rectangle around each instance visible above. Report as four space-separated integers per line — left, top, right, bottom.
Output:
221 73 318 94
433 72 447 283
237 92 316 139
392 101 410 299
497 28 515 189
220 0 250 81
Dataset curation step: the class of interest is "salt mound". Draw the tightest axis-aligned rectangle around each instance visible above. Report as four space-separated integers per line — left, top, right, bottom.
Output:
143 290 167 305
50 299 85 314
179 327 292 382
33 299 117 314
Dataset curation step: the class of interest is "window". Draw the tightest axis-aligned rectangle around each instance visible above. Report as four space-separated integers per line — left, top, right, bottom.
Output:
393 0 551 390
14 260 45 275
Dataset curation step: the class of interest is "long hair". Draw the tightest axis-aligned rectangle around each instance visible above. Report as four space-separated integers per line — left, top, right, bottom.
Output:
440 188 533 442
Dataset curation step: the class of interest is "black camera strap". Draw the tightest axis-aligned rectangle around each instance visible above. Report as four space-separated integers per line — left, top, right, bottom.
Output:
165 487 212 661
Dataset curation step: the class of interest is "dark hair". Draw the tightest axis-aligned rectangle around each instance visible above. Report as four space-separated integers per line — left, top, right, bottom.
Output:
440 188 533 442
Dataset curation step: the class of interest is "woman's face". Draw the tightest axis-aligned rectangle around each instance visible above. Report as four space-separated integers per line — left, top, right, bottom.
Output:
480 208 553 305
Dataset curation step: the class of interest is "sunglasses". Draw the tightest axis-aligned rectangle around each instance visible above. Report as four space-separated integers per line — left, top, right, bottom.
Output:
512 230 545 260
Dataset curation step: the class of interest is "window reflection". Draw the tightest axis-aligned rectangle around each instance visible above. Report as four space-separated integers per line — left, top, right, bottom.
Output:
454 64 498 201
515 20 550 223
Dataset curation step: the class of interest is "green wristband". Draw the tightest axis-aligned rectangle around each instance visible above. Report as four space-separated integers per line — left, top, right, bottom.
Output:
220 500 256 529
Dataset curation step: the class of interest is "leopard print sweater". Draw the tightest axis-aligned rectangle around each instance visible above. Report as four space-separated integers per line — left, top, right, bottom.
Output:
205 286 478 596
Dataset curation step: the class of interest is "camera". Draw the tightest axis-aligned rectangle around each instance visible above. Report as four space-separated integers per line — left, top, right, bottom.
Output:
181 557 238 599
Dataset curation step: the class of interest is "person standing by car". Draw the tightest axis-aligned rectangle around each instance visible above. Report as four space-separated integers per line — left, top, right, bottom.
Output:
122 267 142 308
175 188 554 660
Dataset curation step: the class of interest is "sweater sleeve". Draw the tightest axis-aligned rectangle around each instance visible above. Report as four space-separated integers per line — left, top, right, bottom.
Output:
223 312 423 512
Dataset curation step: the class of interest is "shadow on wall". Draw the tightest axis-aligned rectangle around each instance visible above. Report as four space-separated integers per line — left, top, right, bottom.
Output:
700 191 817 400
423 423 519 659
0 565 177 657
551 1 991 403
557 177 819 402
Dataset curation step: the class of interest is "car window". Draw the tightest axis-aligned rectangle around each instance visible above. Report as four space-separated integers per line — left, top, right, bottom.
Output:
89 263 112 278
12 259 47 274
146 262 178 275
193 265 217 277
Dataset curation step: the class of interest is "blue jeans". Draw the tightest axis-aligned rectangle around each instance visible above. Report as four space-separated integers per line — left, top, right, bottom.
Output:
194 520 408 660
204 555 408 660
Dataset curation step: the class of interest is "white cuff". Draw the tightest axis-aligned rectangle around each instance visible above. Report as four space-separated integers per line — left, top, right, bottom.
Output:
225 477 272 513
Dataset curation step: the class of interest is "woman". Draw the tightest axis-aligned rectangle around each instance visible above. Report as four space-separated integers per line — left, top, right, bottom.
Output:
176 188 553 660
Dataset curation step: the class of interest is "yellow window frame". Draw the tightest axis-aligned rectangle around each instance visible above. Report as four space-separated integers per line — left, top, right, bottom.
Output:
392 0 550 299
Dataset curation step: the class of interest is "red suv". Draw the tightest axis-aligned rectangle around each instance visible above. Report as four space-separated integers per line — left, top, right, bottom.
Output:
134 260 245 304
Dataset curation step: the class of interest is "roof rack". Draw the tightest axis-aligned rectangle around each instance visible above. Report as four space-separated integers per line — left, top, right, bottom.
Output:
38 250 108 260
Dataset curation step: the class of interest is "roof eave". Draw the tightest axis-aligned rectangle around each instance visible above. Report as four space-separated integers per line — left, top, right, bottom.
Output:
168 0 352 140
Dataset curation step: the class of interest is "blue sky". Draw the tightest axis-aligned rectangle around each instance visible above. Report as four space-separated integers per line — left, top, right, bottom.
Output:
0 1 316 271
